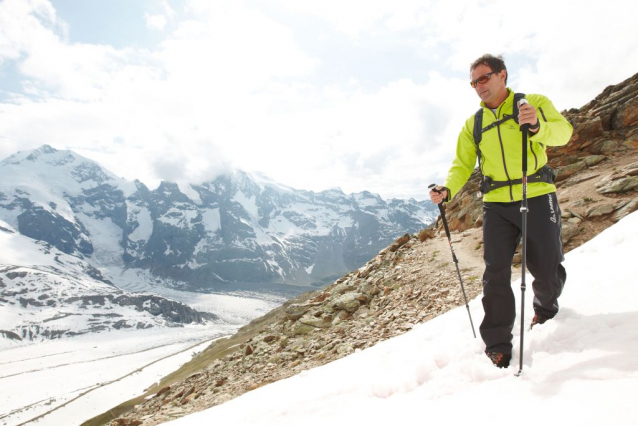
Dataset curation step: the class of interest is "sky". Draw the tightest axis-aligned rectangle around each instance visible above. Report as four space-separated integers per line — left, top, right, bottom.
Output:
1 0 638 200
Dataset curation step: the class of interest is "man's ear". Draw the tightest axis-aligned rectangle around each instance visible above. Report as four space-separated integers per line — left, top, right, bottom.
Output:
500 70 507 85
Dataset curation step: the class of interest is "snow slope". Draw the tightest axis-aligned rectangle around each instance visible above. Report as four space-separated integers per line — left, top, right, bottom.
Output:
0 326 237 426
164 211 638 426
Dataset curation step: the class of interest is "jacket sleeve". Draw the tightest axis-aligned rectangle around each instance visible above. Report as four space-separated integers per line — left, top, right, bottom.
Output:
443 119 478 200
530 95 573 146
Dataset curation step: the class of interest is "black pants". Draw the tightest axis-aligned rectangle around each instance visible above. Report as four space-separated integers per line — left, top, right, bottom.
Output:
480 192 566 355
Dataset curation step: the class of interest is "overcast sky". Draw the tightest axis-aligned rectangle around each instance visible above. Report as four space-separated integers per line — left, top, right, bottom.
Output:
1 0 637 200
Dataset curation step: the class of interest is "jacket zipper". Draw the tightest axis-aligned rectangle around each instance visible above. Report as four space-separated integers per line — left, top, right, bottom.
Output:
539 107 547 122
493 105 515 202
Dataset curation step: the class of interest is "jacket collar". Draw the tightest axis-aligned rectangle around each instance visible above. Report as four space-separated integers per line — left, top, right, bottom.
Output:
480 87 514 109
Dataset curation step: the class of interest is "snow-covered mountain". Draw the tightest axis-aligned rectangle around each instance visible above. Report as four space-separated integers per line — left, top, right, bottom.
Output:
0 145 437 291
0 219 219 341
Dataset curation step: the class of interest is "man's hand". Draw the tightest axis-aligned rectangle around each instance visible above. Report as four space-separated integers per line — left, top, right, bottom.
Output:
429 185 448 205
518 100 540 133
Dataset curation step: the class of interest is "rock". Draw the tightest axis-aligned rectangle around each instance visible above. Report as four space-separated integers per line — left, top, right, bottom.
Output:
613 96 638 128
245 345 254 356
584 155 607 167
262 335 278 343
556 160 586 181
285 303 313 321
331 310 349 325
597 176 638 194
155 386 171 397
389 234 410 252
561 222 582 244
288 322 315 336
613 199 638 222
332 293 366 313
568 209 584 220
572 116 605 145
419 228 435 242
181 393 197 405
112 419 143 426
586 204 615 218
179 387 195 405
357 263 376 279
599 140 622 154
298 314 331 329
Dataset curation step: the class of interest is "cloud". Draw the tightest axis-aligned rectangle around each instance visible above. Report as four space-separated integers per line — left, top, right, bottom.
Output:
145 13 168 30
1 0 637 201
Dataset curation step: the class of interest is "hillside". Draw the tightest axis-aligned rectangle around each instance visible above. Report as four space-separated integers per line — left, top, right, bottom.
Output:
141 210 638 426
93 72 638 426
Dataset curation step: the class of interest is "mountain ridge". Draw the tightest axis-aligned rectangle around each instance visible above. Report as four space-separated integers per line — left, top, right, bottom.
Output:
0 145 437 291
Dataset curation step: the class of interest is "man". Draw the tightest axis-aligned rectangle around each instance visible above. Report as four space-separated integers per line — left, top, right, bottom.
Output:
430 54 573 368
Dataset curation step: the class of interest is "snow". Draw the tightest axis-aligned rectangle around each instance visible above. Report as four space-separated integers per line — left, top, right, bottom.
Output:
177 182 203 205
127 204 153 242
201 207 221 233
110 268 285 325
76 213 124 265
164 211 638 426
0 327 236 426
245 170 295 194
233 191 259 219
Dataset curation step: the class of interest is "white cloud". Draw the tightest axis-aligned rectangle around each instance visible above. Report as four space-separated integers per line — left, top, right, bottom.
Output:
145 13 168 30
1 0 637 200
0 0 58 61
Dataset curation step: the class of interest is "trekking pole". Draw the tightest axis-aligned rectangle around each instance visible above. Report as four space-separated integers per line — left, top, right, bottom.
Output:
516 99 530 377
428 184 476 338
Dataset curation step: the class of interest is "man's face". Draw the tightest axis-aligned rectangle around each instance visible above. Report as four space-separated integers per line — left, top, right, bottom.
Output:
471 64 507 107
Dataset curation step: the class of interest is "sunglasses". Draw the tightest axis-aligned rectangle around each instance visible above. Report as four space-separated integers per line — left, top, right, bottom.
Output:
470 72 496 88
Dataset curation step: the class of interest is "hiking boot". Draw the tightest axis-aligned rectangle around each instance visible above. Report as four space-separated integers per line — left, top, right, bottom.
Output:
531 314 549 329
486 352 511 368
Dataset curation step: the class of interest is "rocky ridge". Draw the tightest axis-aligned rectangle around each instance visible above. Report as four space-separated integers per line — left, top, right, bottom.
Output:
94 71 638 426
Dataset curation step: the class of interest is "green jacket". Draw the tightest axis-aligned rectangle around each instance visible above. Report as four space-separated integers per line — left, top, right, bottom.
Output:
443 89 573 203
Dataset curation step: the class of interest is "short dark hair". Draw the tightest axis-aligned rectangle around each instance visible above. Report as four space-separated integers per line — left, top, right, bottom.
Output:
471 54 507 85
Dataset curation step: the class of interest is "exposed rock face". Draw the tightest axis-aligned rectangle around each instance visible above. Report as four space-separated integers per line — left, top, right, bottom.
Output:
439 72 638 252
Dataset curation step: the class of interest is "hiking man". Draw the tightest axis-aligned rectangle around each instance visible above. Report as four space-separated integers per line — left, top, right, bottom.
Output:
430 54 573 368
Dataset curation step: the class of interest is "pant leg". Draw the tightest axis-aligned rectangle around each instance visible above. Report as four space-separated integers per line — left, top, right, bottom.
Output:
525 192 567 318
480 202 521 355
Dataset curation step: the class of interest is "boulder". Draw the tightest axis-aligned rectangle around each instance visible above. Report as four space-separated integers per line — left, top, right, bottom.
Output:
332 293 367 313
597 176 638 194
586 204 615 218
613 199 638 222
